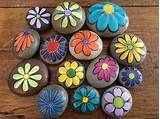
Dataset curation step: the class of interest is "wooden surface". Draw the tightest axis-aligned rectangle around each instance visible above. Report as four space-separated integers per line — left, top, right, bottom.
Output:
0 0 158 119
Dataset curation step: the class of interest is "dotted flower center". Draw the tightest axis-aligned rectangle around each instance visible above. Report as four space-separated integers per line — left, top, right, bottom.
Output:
129 73 135 80
23 74 30 80
113 97 124 108
102 63 109 70
67 69 76 78
82 97 89 103
36 14 41 19
103 5 114 14
47 40 60 53
82 38 89 45
64 9 72 16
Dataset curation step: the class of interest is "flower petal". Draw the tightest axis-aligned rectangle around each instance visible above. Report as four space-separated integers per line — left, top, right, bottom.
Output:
63 1 69 9
13 74 23 80
80 87 87 96
28 79 38 87
62 17 68 28
81 103 87 112
125 34 131 44
41 18 49 24
88 3 103 13
115 12 127 26
83 30 91 40
88 33 98 42
73 76 80 86
120 50 129 60
118 38 127 45
73 101 82 108
56 6 65 11
108 15 118 32
113 88 122 96
90 98 100 105
87 103 95 112
75 43 83 54
73 92 82 100
30 74 42 80
71 61 78 69
58 74 67 82
88 9 103 24
59 67 67 75
18 67 25 75
41 13 51 17
115 108 124 116
93 67 101 74
97 13 108 31
25 63 31 74
70 3 79 10
30 17 36 25
88 42 99 51
87 89 96 99
74 32 84 39
123 102 132 111
105 104 115 113
65 78 73 87
14 79 24 88
76 66 84 72
27 15 35 19
76 72 84 79
29 10 36 14
35 7 40 13
70 38 82 47
23 80 29 92
28 66 40 75
135 48 145 55
72 11 82 19
39 8 46 14
115 43 125 48
69 16 77 26
54 14 64 20
134 42 144 48
64 61 71 70
36 19 41 28
133 49 141 62
131 36 138 44
128 51 134 63
115 47 126 53
104 93 114 102
83 45 91 56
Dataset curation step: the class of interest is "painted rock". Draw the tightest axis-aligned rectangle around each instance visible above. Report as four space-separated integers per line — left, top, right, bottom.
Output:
87 2 129 37
86 55 119 88
57 60 85 88
71 85 100 112
8 59 48 96
39 34 68 64
52 1 86 34
69 30 103 60
118 67 143 88
37 85 68 118
110 33 147 66
101 86 132 117
12 29 40 59
26 7 51 31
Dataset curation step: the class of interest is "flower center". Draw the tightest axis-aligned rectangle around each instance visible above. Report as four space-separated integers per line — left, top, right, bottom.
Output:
67 69 76 78
64 9 72 16
36 14 41 19
47 40 60 53
127 44 133 50
82 38 89 45
24 31 30 36
82 97 89 103
102 63 109 70
113 97 124 108
103 4 114 14
23 74 30 80
129 73 135 79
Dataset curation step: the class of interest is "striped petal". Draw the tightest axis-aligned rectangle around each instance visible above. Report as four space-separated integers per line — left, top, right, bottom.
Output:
35 7 40 14
41 13 50 17
73 76 80 86
56 6 65 11
58 75 67 82
36 19 41 28
70 3 79 10
62 17 68 28
71 61 78 69
65 78 73 87
59 67 67 74
30 17 36 25
125 34 131 44
134 42 144 48
115 47 126 53
39 8 46 14
131 36 138 44
63 2 69 9
120 50 129 60
76 66 84 72
115 43 125 48
88 9 103 24
54 14 64 20
29 10 36 15
41 18 49 24
69 16 77 26
133 49 141 62
135 48 145 55
118 38 127 44
72 11 82 19
64 61 71 70
128 52 134 63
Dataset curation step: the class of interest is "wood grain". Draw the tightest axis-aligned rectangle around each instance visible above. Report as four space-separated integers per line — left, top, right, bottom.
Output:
0 0 158 119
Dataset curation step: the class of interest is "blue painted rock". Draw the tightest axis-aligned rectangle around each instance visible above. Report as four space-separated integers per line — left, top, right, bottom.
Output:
37 85 68 118
39 34 68 64
8 59 48 96
12 28 40 59
101 86 132 117
26 7 51 31
71 85 100 112
118 67 143 88
52 1 86 34
87 2 129 37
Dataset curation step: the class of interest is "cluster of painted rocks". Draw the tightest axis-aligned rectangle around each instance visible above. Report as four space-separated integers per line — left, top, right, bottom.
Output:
8 1 147 118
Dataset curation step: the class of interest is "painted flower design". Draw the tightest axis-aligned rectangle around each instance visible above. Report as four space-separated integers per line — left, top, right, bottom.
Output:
115 34 146 63
53 1 82 28
88 2 127 32
58 61 84 87
93 56 118 82
37 88 65 118
14 30 34 52
73 86 100 112
104 87 132 116
40 35 67 63
70 30 99 56
120 67 142 87
12 63 42 92
27 7 51 29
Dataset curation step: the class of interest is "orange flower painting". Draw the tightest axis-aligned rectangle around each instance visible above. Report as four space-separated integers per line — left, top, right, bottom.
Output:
70 30 99 56
14 31 34 52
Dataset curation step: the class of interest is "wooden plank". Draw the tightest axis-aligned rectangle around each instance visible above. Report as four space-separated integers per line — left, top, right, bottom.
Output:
0 0 158 8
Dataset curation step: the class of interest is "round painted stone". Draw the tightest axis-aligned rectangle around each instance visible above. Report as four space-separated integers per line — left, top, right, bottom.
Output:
118 67 143 88
26 7 51 31
37 84 68 118
101 86 132 117
52 1 86 34
71 85 100 112
86 55 119 88
87 2 129 38
69 30 103 60
110 33 147 66
57 60 85 88
39 34 68 64
12 28 40 59
8 59 48 96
